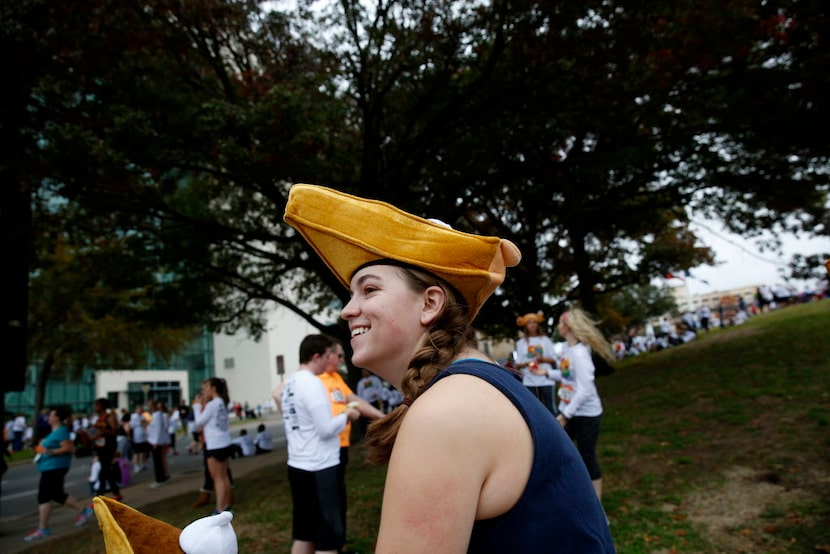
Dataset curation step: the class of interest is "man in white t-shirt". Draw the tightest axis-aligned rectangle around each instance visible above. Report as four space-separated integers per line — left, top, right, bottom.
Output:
277 334 360 554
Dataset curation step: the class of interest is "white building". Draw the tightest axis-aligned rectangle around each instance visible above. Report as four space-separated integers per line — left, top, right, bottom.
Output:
95 369 190 412
89 302 339 414
212 304 334 412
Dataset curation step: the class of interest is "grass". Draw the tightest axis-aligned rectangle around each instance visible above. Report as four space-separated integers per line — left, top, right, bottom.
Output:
21 300 830 553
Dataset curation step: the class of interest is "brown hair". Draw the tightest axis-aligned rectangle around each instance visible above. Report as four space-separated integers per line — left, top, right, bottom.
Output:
364 266 474 464
204 377 230 405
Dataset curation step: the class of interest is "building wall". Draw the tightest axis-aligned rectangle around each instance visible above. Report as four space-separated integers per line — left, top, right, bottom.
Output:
670 283 760 312
213 303 338 412
95 370 190 412
4 331 214 419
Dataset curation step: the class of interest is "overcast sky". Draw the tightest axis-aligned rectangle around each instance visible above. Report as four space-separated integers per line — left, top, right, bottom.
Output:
673 223 830 295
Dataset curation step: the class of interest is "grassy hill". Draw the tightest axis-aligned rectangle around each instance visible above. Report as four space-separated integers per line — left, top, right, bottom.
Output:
600 300 830 553
23 300 830 553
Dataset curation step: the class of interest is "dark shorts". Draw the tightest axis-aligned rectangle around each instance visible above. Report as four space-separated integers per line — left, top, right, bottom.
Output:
565 414 602 480
288 465 345 551
205 445 235 462
133 441 151 454
38 467 70 505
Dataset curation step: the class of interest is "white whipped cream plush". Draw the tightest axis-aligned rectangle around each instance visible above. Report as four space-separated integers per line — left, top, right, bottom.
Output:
179 511 238 554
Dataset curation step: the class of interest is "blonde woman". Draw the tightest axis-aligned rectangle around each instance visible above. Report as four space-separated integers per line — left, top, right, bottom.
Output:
554 308 615 501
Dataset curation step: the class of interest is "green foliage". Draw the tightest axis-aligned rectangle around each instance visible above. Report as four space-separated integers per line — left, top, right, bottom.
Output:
605 282 678 334
4 0 828 345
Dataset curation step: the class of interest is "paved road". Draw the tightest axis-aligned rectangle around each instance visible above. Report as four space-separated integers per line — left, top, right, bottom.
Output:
0 414 285 520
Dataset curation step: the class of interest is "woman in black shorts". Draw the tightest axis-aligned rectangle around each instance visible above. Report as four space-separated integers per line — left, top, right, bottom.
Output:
194 378 234 514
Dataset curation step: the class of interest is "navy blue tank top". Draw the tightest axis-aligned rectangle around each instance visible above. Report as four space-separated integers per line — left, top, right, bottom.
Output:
428 360 616 553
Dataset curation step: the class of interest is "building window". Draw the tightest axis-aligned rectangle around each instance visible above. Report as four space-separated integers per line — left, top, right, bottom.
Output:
224 358 235 370
276 355 285 375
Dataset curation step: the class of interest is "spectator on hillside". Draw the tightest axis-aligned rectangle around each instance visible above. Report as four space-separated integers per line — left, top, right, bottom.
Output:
231 429 255 458
681 311 698 331
696 305 712 331
254 423 273 455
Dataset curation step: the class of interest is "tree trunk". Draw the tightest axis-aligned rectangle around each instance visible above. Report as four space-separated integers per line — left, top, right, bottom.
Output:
34 351 55 417
569 225 599 315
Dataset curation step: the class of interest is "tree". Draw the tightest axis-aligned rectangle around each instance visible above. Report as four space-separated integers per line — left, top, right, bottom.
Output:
6 0 828 361
26 200 199 415
607 283 678 337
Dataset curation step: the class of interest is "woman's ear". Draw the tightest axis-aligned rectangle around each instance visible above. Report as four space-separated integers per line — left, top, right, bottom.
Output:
420 285 446 326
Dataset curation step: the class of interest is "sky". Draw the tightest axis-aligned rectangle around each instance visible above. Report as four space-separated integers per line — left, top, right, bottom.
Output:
669 222 830 296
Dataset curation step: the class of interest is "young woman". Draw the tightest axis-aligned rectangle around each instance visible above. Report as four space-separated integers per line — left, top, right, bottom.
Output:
194 378 233 514
89 398 121 501
24 407 93 541
554 308 615 501
285 184 615 553
514 311 559 414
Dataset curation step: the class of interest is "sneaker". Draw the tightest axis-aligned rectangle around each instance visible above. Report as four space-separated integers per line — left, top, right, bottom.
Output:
149 481 163 489
75 506 93 526
112 494 124 502
24 528 50 541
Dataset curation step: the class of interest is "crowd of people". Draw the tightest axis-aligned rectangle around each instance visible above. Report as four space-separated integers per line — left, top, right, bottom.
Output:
8 380 284 542
44 185 830 549
609 281 820 360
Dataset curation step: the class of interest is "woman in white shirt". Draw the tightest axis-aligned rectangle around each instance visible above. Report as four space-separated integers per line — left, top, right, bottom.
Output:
515 312 559 415
194 378 233 514
554 308 615 501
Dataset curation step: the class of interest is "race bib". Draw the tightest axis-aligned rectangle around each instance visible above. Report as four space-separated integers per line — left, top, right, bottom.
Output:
557 384 574 403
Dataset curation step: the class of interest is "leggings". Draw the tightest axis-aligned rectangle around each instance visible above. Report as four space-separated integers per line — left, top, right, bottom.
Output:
95 447 120 496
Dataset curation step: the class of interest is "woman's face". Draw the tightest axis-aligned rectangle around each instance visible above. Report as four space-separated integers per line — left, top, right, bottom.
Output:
341 265 433 386
525 319 540 335
49 411 60 426
201 381 215 400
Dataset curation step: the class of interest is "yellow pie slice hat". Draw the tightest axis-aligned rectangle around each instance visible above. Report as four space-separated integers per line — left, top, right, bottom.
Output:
516 311 545 327
284 184 521 321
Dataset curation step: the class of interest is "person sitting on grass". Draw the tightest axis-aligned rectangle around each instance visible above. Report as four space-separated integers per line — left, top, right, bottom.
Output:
253 424 273 455
231 429 255 458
